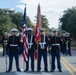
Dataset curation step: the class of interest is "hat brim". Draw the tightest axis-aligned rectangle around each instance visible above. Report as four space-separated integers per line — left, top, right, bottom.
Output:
12 31 17 32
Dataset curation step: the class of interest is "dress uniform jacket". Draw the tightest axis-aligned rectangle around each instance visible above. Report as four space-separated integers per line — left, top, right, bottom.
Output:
7 35 20 54
65 36 72 56
38 35 48 52
60 36 66 54
1 35 9 56
65 36 72 46
60 37 66 46
1 36 8 44
28 35 36 52
51 36 61 54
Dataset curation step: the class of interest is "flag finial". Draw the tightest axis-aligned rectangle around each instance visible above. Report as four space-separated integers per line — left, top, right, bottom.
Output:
25 3 27 6
38 3 40 6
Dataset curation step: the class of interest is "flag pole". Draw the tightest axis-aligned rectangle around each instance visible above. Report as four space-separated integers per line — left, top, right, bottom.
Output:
22 3 27 71
37 43 38 71
4 44 7 72
34 3 42 71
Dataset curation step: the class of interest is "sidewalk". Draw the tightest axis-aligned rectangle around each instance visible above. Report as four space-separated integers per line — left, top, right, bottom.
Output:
71 47 76 50
0 48 3 52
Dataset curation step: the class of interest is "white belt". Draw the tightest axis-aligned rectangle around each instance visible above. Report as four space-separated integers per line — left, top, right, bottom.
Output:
39 42 46 48
10 44 18 46
52 44 60 46
67 41 69 42
28 43 33 48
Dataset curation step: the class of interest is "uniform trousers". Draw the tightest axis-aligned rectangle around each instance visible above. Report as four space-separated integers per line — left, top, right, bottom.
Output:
51 53 61 71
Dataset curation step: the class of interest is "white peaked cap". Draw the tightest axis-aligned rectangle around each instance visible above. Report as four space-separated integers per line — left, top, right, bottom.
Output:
65 32 70 35
52 29 58 32
26 28 33 31
11 28 18 32
4 32 7 35
50 32 53 35
40 28 46 31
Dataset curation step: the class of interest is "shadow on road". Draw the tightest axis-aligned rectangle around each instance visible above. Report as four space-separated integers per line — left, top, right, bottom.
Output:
0 52 2 57
0 71 71 75
0 71 42 75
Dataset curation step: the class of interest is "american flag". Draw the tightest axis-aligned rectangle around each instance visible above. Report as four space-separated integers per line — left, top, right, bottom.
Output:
22 6 28 62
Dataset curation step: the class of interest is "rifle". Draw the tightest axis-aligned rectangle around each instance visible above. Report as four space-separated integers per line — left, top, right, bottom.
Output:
47 45 51 70
4 41 8 72
66 41 69 55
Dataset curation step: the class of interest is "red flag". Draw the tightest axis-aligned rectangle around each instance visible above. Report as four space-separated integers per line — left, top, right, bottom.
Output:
35 3 42 44
34 3 42 60
22 6 28 62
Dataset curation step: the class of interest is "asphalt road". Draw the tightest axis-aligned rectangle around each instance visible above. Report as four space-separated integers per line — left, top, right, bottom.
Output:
0 49 76 75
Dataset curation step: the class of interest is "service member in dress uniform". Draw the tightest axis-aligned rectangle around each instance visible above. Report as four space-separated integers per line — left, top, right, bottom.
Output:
65 32 72 56
19 33 24 55
6 28 21 72
47 32 54 53
24 28 36 71
1 32 8 56
60 33 66 54
37 28 48 72
50 29 62 72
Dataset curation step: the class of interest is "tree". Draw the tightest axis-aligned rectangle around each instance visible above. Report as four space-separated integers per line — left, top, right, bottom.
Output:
66 12 76 35
35 15 50 34
0 9 17 38
9 12 23 32
9 12 34 32
27 16 34 28
42 15 49 28
59 7 76 38
42 15 51 34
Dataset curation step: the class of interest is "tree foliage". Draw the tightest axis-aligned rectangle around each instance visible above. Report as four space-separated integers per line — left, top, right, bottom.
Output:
42 15 50 34
35 15 50 34
42 15 49 28
0 8 51 41
9 12 34 32
59 7 76 37
0 9 17 34
0 9 33 40
9 12 23 32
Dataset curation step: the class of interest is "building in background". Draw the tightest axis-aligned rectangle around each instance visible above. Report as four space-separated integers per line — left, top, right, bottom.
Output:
1 8 15 13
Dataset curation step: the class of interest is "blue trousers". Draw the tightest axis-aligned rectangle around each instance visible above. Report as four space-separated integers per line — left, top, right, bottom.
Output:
38 52 47 70
26 52 34 70
8 54 20 71
51 53 61 70
68 46 71 55
66 45 71 55
61 45 66 54
2 44 6 56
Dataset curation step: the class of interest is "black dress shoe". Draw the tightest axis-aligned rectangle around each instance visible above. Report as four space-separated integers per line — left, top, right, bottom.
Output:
59 69 62 72
50 70 54 72
24 69 28 72
45 69 48 72
17 69 21 72
31 69 34 72
6 70 11 73
37 70 40 72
